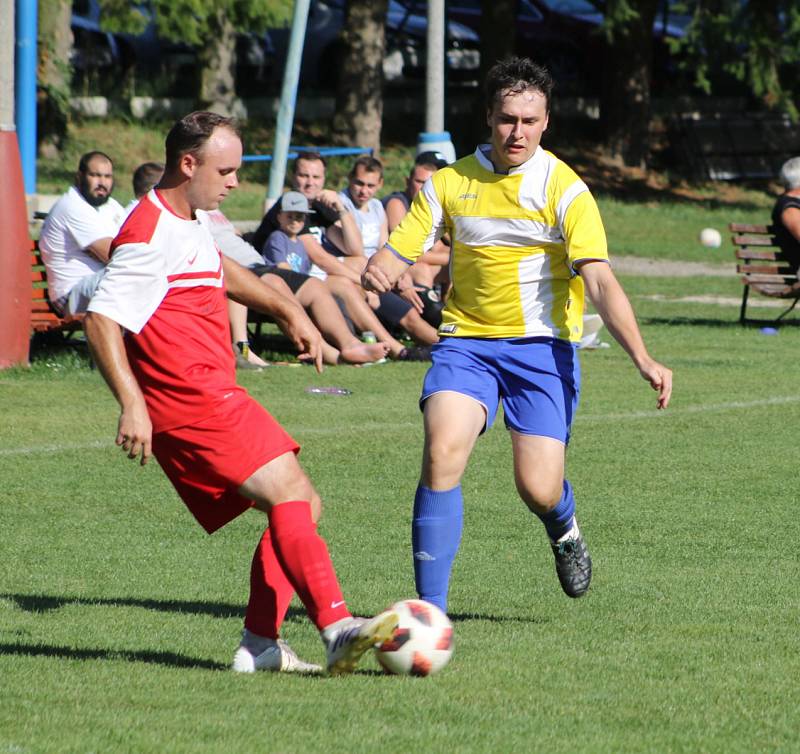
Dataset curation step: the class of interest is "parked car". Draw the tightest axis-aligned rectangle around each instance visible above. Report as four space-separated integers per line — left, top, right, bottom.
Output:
266 0 481 90
400 0 690 95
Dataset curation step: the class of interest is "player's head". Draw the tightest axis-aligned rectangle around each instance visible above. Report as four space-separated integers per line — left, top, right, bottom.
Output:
292 151 327 200
76 151 114 207
347 155 383 208
276 191 313 237
406 151 447 200
779 156 800 190
165 111 242 211
132 161 164 199
485 57 552 171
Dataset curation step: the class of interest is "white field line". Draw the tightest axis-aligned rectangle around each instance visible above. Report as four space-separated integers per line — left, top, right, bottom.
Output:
1 396 798 458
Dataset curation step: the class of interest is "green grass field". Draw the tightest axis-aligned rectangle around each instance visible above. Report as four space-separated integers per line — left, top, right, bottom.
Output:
3 268 799 752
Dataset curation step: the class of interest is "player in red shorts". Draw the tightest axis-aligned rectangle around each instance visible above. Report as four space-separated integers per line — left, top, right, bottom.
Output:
84 111 398 674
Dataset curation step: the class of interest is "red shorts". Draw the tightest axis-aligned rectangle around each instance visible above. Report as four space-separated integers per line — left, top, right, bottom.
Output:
152 392 300 533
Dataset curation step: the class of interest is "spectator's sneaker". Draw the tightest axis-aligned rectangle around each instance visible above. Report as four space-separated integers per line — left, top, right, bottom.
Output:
232 633 321 674
550 520 592 598
323 611 399 675
396 346 432 362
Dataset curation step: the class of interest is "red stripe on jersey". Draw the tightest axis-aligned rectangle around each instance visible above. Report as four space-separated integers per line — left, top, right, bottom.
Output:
168 263 223 284
111 195 160 254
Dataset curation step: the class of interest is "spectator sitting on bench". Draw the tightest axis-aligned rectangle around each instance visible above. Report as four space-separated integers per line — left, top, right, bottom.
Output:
123 161 165 218
39 151 125 316
252 151 434 360
201 205 388 367
771 156 800 276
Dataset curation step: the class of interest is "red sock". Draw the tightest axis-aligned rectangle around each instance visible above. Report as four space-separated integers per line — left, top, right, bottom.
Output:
244 528 295 640
268 500 351 630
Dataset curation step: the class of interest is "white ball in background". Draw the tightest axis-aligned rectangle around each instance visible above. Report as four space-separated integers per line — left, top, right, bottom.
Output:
699 227 722 248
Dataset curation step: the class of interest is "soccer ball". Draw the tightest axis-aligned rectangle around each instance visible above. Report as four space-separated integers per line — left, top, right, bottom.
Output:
699 227 722 248
375 599 454 676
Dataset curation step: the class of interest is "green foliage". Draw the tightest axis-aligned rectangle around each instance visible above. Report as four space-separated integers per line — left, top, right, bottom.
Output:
671 0 800 117
97 0 292 45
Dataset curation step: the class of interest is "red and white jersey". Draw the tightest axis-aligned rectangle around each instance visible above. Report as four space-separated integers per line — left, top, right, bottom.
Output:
87 189 244 433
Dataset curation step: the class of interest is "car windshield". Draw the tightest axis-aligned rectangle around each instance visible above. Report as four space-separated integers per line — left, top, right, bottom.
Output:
541 0 599 15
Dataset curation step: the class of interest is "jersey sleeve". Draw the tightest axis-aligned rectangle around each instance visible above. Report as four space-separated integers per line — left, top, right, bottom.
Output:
385 173 447 264
558 184 608 272
86 241 169 334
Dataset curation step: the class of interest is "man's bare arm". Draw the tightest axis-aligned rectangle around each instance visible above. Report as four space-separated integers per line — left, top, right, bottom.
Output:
84 311 153 464
578 260 672 409
223 257 324 372
85 237 114 264
299 234 363 284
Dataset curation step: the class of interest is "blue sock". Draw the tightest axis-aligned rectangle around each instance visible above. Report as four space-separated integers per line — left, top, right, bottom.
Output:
412 484 463 612
536 479 576 542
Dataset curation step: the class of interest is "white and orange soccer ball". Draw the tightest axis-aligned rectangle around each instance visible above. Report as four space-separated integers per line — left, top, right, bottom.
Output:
375 599 454 676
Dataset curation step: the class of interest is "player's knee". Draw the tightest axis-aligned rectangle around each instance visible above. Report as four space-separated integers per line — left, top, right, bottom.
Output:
424 437 470 481
517 478 562 513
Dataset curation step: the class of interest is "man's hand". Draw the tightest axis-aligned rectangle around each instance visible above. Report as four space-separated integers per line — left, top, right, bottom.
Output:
117 400 153 465
316 189 345 214
362 248 410 293
636 358 673 410
280 307 324 373
395 272 424 313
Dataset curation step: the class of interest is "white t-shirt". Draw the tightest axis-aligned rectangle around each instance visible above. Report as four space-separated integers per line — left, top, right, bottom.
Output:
338 189 386 258
39 186 125 300
198 209 264 268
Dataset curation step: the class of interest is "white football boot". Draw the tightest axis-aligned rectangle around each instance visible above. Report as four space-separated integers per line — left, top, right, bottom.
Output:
232 630 322 674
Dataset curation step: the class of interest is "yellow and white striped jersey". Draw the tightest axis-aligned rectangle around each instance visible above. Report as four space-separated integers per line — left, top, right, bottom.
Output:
387 145 608 341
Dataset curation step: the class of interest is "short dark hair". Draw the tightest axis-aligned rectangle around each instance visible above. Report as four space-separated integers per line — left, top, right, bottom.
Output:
485 57 554 114
349 155 383 179
415 151 448 171
292 150 327 173
132 161 165 198
78 151 113 173
165 111 240 170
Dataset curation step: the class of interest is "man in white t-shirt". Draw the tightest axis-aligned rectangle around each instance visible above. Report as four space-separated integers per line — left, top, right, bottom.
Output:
39 151 125 316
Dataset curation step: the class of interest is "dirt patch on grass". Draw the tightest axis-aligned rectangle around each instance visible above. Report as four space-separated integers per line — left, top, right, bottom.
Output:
612 256 734 278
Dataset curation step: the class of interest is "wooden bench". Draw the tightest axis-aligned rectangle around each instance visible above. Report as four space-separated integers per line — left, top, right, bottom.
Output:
30 239 84 336
728 223 800 324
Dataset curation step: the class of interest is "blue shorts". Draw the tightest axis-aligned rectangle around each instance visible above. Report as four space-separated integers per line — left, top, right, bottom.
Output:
420 337 580 443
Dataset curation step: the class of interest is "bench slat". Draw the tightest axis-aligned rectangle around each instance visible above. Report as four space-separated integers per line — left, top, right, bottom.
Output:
729 223 774 234
731 234 778 246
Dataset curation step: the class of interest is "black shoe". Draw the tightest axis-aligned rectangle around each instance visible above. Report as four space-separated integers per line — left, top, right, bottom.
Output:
396 345 432 361
550 522 592 598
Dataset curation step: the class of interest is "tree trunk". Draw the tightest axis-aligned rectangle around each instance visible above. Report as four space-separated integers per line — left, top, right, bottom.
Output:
462 0 516 152
198 10 237 115
599 0 659 168
37 0 72 156
331 0 388 155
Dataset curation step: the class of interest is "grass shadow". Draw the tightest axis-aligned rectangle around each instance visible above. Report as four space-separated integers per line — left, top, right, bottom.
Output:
0 641 226 671
2 592 305 623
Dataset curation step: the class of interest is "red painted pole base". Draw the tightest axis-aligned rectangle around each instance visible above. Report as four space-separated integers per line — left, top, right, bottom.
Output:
0 130 32 368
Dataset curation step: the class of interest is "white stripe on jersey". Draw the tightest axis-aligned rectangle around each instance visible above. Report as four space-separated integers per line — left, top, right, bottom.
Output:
556 180 589 229
453 216 563 247
518 253 556 334
419 179 446 252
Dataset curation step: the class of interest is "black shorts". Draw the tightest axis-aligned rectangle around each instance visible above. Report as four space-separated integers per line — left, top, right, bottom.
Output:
375 291 413 329
251 264 310 295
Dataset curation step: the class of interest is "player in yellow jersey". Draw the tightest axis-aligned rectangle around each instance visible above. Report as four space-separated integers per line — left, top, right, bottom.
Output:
363 57 672 609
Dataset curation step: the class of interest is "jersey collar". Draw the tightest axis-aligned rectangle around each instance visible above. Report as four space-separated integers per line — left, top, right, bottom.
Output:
474 144 545 175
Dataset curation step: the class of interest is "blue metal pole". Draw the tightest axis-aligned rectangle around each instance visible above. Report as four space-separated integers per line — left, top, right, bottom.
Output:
15 0 37 195
266 0 311 206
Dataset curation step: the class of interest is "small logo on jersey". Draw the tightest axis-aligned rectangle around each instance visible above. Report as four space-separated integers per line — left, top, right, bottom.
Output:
458 192 478 200
440 324 457 334
187 248 200 265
